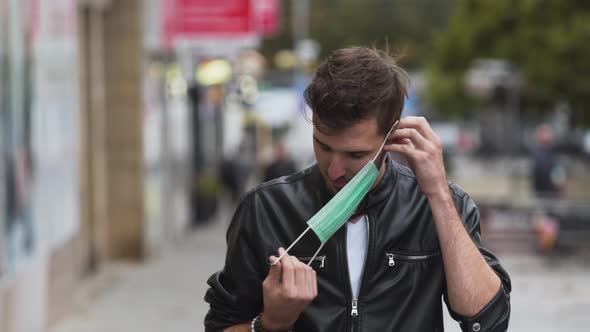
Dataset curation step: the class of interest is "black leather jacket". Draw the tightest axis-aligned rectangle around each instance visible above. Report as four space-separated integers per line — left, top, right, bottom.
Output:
205 159 511 331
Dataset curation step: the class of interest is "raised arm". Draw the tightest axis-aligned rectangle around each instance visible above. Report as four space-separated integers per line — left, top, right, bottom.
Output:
386 116 510 330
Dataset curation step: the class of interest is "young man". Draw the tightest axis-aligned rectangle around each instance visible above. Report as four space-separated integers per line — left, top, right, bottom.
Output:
205 47 511 332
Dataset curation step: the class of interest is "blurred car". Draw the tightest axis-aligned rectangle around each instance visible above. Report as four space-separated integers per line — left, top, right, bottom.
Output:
253 87 299 128
583 130 590 156
464 59 522 100
431 122 460 152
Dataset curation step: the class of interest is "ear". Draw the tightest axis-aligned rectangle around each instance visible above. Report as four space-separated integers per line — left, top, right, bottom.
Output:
374 150 389 169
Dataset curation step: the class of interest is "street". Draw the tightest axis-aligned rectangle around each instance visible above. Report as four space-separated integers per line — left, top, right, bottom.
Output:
49 199 590 332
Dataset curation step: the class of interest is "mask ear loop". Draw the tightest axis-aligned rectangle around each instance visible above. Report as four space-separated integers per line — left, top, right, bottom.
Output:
306 241 326 266
371 120 399 162
271 226 312 265
272 233 326 267
272 120 399 266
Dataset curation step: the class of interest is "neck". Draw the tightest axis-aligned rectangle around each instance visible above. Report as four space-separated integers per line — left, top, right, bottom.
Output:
371 154 389 191
349 215 364 224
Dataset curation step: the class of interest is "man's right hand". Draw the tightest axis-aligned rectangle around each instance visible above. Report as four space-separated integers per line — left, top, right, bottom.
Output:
261 247 318 331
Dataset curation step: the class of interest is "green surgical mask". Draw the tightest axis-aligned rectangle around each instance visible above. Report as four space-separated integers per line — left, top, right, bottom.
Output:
273 121 399 266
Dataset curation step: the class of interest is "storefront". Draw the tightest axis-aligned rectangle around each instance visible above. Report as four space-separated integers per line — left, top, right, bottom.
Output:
0 0 37 281
0 0 80 277
0 0 80 330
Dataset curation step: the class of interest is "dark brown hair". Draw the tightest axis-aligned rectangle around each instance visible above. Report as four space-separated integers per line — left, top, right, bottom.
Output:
304 47 409 135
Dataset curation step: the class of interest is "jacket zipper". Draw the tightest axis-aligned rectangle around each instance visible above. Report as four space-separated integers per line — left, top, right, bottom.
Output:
351 298 359 316
345 216 371 331
385 251 440 267
296 255 326 268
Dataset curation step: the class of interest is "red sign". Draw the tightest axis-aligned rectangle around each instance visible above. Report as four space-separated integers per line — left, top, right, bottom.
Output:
254 0 280 36
162 0 255 47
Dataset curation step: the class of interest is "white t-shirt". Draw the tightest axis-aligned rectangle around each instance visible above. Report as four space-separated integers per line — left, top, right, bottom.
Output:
346 216 367 298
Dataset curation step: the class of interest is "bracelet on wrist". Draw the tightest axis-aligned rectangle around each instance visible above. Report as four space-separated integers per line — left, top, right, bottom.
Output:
251 313 293 332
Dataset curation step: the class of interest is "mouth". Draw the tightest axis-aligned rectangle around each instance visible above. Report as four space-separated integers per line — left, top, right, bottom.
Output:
331 180 348 189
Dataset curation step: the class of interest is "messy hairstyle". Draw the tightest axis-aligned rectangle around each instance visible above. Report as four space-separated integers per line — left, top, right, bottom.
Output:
304 47 409 135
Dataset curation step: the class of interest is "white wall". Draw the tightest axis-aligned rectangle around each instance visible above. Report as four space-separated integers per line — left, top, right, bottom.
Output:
31 0 81 251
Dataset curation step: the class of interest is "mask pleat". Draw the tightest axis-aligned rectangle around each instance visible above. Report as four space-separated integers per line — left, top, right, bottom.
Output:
307 162 379 243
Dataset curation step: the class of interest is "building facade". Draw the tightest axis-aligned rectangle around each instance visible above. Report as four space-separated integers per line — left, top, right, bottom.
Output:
0 1 145 331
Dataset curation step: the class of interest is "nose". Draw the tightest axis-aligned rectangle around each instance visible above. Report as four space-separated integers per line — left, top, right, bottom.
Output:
327 155 346 180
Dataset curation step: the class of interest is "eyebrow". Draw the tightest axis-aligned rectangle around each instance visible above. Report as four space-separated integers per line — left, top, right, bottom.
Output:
313 136 373 155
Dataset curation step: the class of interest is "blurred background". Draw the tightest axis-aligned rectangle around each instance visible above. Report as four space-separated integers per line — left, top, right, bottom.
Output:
0 0 588 331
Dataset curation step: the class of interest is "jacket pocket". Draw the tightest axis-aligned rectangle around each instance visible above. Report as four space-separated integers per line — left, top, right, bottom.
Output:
263 247 327 269
384 251 441 267
294 255 327 268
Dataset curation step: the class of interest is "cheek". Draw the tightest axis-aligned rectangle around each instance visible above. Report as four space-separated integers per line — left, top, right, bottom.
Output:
313 146 329 170
349 160 369 175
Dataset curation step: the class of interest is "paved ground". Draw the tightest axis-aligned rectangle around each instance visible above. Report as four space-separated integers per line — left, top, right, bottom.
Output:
50 202 590 332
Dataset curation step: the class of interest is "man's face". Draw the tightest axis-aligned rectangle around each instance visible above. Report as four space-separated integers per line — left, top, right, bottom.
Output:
313 117 386 194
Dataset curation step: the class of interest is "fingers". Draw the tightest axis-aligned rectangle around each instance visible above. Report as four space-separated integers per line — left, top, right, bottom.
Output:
387 140 422 157
279 248 295 289
399 116 440 145
289 256 317 298
261 252 318 332
308 268 318 298
296 261 315 299
384 116 442 156
390 127 428 150
292 260 316 300
266 247 318 303
293 256 306 289
267 255 282 284
279 250 318 300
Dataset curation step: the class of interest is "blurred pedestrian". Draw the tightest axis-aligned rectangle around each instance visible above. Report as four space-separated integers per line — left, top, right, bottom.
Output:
262 142 297 182
530 124 566 253
205 47 511 331
220 143 254 201
219 157 239 201
530 124 565 200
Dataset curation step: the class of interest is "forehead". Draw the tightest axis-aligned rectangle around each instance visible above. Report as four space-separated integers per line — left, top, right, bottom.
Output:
313 117 382 150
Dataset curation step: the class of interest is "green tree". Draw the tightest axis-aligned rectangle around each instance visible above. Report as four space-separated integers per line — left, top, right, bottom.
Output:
427 0 590 125
260 0 456 69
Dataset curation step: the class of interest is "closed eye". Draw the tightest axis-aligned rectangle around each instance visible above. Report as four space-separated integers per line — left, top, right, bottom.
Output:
313 136 370 159
318 143 331 151
314 137 332 151
348 152 368 159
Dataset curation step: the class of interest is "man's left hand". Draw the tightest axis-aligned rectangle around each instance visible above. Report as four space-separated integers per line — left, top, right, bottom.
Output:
384 116 449 198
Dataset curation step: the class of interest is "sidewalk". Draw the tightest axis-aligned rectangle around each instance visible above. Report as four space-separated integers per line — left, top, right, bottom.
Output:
49 216 228 332
50 204 590 332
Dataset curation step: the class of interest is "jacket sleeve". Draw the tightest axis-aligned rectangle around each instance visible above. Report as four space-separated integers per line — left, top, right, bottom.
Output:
204 194 268 332
444 184 512 332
